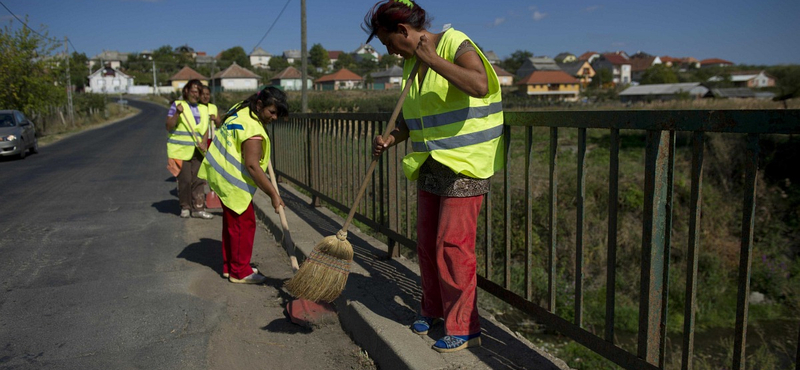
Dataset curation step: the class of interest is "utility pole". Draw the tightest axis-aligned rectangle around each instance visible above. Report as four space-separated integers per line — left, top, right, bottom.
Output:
64 36 74 125
301 0 308 113
152 59 158 96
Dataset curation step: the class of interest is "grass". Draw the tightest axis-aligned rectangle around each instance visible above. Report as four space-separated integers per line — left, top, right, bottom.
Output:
38 102 139 146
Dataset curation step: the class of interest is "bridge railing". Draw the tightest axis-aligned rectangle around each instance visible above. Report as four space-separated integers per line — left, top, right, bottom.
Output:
269 109 800 369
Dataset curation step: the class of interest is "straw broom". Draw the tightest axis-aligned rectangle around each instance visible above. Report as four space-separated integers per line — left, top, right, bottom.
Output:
285 60 421 303
266 160 300 271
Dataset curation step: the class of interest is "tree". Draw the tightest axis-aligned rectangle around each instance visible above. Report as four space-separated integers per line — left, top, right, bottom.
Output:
500 50 532 76
767 65 800 100
590 68 613 89
355 56 378 76
640 64 678 85
334 53 356 70
68 52 90 90
0 19 64 117
219 46 251 69
378 53 400 68
309 43 329 71
268 56 289 72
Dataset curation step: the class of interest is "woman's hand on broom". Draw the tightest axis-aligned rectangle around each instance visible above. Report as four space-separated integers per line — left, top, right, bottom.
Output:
270 194 285 214
373 135 395 157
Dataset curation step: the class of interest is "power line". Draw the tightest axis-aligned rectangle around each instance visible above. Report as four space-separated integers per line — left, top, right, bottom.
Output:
0 1 82 56
252 0 292 54
0 0 56 42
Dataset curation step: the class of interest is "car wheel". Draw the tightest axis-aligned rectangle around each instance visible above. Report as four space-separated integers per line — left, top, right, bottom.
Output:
30 139 38 154
18 144 26 159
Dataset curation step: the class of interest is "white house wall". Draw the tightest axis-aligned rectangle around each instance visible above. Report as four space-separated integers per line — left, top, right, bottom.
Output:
222 79 259 91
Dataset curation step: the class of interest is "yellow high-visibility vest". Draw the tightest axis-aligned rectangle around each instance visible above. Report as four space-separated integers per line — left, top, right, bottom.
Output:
198 106 270 215
401 28 504 181
166 100 209 160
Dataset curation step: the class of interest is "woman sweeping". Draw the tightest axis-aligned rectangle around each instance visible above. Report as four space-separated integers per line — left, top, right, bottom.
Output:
165 79 214 219
198 86 289 284
365 0 504 353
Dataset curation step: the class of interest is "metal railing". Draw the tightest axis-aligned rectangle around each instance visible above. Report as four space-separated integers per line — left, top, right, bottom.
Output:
270 109 800 369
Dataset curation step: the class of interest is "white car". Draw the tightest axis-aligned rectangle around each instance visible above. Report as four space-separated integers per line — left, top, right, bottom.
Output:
0 110 38 159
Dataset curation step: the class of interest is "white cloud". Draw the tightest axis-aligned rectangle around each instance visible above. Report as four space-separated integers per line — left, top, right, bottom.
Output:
493 17 506 26
584 5 601 13
528 5 547 21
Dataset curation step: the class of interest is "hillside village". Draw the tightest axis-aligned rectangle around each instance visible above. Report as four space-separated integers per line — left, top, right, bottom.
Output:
84 42 786 104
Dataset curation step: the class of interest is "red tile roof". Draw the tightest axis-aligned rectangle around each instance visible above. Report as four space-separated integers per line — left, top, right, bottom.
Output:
629 56 656 72
315 68 362 83
578 51 598 61
700 58 733 65
601 53 630 65
328 51 343 60
516 70 579 85
660 56 682 64
170 66 209 81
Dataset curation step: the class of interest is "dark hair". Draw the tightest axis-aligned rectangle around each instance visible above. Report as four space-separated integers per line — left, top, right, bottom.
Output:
201 85 211 92
182 79 203 100
362 0 430 43
223 86 288 123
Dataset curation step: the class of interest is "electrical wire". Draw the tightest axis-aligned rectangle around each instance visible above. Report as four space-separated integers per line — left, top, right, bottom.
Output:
251 0 292 54
0 0 56 42
0 0 82 56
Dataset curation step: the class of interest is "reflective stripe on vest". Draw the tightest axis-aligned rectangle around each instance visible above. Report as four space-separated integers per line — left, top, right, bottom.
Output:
166 100 208 160
405 101 503 131
204 140 256 195
198 106 269 215
412 124 503 152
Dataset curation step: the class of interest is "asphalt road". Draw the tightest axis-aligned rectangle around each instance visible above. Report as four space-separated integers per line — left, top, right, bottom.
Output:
0 100 374 369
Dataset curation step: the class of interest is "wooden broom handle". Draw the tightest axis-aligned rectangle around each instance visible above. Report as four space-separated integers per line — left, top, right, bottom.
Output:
267 160 300 270
340 60 421 232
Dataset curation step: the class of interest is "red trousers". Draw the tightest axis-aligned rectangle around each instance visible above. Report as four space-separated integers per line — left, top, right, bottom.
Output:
221 202 256 279
416 189 483 336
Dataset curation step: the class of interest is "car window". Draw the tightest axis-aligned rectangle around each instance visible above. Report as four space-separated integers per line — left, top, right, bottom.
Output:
0 113 14 127
14 111 26 124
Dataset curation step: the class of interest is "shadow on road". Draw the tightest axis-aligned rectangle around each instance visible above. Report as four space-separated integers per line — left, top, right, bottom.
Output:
152 199 180 215
177 237 222 276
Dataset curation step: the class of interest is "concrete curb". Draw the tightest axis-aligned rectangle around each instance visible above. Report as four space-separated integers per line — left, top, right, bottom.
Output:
253 182 571 370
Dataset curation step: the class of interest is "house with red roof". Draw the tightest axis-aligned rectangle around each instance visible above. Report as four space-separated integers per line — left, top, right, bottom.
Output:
314 68 363 91
660 56 700 70
700 58 734 69
327 51 344 70
516 70 580 101
591 53 632 85
168 66 209 91
577 51 600 64
629 55 662 83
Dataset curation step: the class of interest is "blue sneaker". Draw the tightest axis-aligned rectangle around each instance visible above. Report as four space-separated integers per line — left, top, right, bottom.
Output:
433 333 481 353
410 316 441 335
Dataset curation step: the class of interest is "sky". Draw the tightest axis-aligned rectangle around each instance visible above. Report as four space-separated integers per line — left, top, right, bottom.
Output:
2 0 799 66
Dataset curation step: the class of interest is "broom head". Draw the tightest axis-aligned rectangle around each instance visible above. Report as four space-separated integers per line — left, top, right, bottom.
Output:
284 230 353 303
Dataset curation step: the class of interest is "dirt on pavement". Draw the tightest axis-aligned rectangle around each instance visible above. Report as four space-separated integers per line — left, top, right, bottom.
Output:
185 213 376 370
